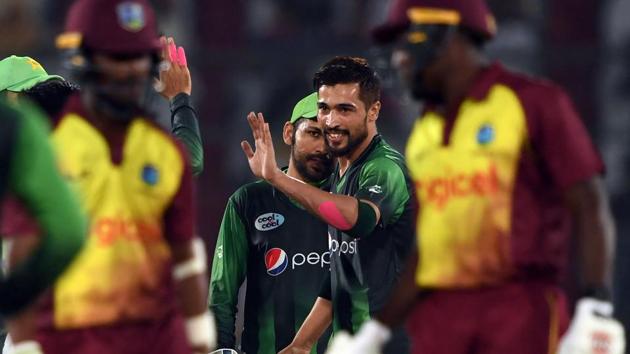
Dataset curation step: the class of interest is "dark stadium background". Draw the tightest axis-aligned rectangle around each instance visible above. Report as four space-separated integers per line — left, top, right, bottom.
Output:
1 0 628 350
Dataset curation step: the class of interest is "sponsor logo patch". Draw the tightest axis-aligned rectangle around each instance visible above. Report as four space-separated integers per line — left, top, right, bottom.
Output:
254 213 285 231
265 248 288 276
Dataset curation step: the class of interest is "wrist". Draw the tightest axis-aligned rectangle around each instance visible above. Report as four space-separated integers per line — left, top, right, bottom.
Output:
185 311 216 350
267 168 285 185
358 320 391 347
580 285 612 301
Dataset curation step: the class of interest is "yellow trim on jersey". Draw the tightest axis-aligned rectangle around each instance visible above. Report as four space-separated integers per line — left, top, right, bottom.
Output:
51 114 184 328
407 84 528 288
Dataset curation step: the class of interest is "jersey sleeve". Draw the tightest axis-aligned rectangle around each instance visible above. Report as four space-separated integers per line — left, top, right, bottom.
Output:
163 141 195 244
0 110 85 316
170 93 204 176
355 157 410 227
523 84 604 190
208 195 249 349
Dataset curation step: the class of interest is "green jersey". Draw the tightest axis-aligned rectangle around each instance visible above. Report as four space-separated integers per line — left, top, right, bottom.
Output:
324 135 415 353
0 101 84 316
210 179 332 354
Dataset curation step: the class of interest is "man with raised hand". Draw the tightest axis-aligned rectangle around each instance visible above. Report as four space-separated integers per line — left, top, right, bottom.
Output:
242 57 416 354
210 93 333 354
17 0 215 353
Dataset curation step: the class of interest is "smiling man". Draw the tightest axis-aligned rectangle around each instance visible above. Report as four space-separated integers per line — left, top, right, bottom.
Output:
210 93 334 354
241 57 416 354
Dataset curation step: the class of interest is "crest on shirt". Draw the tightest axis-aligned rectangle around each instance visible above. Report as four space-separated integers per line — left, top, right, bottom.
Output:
368 185 383 194
141 164 159 186
116 2 146 32
477 123 495 145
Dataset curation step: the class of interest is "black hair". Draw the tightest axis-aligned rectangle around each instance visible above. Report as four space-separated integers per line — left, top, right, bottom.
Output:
22 79 80 118
313 56 381 109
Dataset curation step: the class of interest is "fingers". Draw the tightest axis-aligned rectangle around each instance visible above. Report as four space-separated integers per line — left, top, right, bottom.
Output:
168 39 177 63
263 122 272 146
162 36 188 67
247 112 261 141
160 36 168 61
153 77 164 93
241 141 254 159
177 46 187 67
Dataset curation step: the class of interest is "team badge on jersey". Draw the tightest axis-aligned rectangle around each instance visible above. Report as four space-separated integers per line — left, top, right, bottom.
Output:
116 2 145 32
141 164 159 186
265 248 288 276
477 123 495 145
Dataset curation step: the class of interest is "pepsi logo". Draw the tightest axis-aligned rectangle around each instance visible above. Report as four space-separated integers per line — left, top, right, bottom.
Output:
265 248 288 276
255 213 285 231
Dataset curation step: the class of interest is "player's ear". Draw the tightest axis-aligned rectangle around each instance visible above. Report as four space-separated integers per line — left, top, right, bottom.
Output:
367 101 381 122
282 121 293 146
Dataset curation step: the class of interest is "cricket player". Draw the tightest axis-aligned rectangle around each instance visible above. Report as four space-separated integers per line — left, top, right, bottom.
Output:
326 1 625 353
0 44 205 351
0 101 84 354
242 57 416 354
7 0 215 353
210 92 334 354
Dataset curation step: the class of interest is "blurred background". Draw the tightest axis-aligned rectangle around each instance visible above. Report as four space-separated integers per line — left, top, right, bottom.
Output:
1 0 628 349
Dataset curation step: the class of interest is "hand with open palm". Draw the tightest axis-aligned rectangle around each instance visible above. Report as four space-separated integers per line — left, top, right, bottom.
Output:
241 112 281 182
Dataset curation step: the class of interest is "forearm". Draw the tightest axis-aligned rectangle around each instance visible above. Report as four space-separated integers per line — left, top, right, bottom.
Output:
567 177 615 295
269 171 360 230
291 297 333 349
172 238 209 316
170 93 204 176
376 249 421 327
171 238 215 351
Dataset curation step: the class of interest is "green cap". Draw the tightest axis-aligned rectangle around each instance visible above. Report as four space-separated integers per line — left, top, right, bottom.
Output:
0 56 64 92
290 92 318 123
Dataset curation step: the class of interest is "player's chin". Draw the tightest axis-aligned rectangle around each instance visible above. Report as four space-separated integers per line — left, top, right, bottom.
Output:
307 164 331 181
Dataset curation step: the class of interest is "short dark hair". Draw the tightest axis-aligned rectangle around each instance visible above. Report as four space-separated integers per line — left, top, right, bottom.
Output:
23 79 80 118
313 56 381 109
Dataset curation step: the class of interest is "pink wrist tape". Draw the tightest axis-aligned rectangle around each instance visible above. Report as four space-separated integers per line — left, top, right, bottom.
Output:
318 201 352 230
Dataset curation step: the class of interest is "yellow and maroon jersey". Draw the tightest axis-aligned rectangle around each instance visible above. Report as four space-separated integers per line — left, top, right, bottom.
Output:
407 63 603 288
43 94 195 329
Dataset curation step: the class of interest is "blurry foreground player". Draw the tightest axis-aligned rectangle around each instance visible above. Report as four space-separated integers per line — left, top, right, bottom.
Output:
0 101 84 354
209 93 333 354
22 0 215 353
0 55 79 119
327 0 625 353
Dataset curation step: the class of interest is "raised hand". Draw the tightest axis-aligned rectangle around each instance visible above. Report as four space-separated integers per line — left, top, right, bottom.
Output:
154 36 191 100
241 112 281 182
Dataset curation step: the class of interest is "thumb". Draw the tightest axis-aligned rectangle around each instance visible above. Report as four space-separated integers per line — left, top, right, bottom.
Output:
241 140 254 159
153 77 165 93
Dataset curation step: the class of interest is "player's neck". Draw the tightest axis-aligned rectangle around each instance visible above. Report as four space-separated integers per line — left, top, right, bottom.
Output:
442 54 488 113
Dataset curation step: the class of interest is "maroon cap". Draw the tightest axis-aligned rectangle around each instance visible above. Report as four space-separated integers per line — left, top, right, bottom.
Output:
372 0 497 44
56 0 160 54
